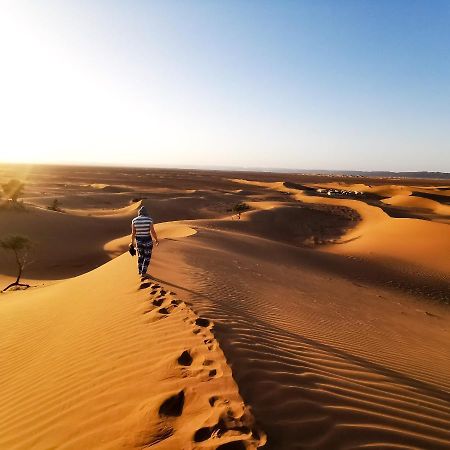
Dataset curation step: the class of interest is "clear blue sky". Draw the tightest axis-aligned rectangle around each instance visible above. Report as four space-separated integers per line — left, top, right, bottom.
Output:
0 0 449 171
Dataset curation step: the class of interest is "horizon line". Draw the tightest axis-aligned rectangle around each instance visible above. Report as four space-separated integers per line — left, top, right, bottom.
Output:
0 160 449 178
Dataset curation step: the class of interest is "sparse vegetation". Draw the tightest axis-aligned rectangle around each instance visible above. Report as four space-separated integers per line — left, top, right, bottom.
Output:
232 202 250 219
47 199 63 212
2 179 25 203
0 235 34 292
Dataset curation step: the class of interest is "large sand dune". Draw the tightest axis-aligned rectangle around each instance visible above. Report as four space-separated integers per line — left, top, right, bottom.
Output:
0 253 265 449
1 164 449 449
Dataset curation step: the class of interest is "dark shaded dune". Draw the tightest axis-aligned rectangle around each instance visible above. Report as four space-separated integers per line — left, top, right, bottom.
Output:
376 205 433 220
283 181 317 192
0 206 124 279
412 191 450 205
138 189 273 222
194 227 449 302
98 185 131 193
156 232 450 450
207 205 360 246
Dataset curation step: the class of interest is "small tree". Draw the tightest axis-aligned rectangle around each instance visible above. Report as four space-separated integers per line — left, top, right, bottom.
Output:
0 235 33 292
48 198 62 212
232 202 250 219
2 179 25 203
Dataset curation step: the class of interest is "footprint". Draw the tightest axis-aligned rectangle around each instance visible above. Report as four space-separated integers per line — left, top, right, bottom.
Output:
171 299 182 306
209 396 230 407
159 390 185 417
158 307 171 315
195 318 210 327
139 282 151 290
177 350 193 366
153 298 164 307
208 369 217 378
193 420 250 444
209 396 219 406
194 426 218 442
216 442 246 450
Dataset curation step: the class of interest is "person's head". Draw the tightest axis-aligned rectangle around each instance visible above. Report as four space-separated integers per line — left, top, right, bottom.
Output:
138 206 149 217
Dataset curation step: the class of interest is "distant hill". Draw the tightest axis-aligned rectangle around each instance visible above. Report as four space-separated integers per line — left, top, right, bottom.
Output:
281 170 450 180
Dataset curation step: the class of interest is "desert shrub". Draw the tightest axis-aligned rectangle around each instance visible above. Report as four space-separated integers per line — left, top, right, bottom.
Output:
233 202 250 214
2 179 25 202
47 199 63 212
231 202 250 219
0 234 34 291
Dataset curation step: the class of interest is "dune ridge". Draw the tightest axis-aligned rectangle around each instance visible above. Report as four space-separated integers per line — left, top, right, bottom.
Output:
0 253 265 449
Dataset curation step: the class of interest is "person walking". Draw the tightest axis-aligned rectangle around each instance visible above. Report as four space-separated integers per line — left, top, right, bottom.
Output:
131 206 159 278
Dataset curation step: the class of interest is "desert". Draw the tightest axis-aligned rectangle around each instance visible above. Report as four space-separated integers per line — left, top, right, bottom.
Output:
0 163 449 449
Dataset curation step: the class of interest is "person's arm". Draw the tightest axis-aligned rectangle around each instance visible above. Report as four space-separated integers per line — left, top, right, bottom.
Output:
150 224 159 246
131 223 136 246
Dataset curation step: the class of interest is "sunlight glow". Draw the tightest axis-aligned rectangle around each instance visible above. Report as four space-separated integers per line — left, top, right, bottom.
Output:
0 1 448 171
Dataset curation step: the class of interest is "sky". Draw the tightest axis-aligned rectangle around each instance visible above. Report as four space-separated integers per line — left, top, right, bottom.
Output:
0 0 449 172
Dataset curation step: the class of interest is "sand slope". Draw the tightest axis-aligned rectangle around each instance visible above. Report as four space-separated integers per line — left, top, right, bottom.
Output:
382 194 450 216
151 228 450 450
232 179 450 277
0 253 265 449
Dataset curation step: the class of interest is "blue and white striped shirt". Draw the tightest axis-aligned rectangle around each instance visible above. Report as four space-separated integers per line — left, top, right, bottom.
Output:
132 215 153 237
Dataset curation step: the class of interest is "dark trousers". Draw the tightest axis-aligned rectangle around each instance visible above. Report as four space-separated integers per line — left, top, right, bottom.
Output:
136 237 153 275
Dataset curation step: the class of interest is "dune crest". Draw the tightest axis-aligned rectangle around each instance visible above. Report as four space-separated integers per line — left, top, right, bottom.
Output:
104 222 197 258
0 254 265 449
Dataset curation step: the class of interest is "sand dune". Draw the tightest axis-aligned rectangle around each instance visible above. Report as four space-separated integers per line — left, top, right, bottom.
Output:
0 204 129 284
151 227 450 450
193 203 358 247
382 194 450 216
1 165 449 449
232 179 450 277
0 253 265 449
105 221 197 258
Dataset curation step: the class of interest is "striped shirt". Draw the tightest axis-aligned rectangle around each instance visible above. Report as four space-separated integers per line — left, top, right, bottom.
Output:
132 215 153 237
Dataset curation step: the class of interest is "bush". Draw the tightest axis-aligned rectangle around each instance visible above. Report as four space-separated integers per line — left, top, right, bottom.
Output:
2 179 25 202
232 202 250 219
233 202 250 214
47 199 63 212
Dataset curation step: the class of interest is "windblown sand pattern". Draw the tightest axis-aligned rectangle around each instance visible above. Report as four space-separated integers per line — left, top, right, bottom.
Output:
152 231 450 450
